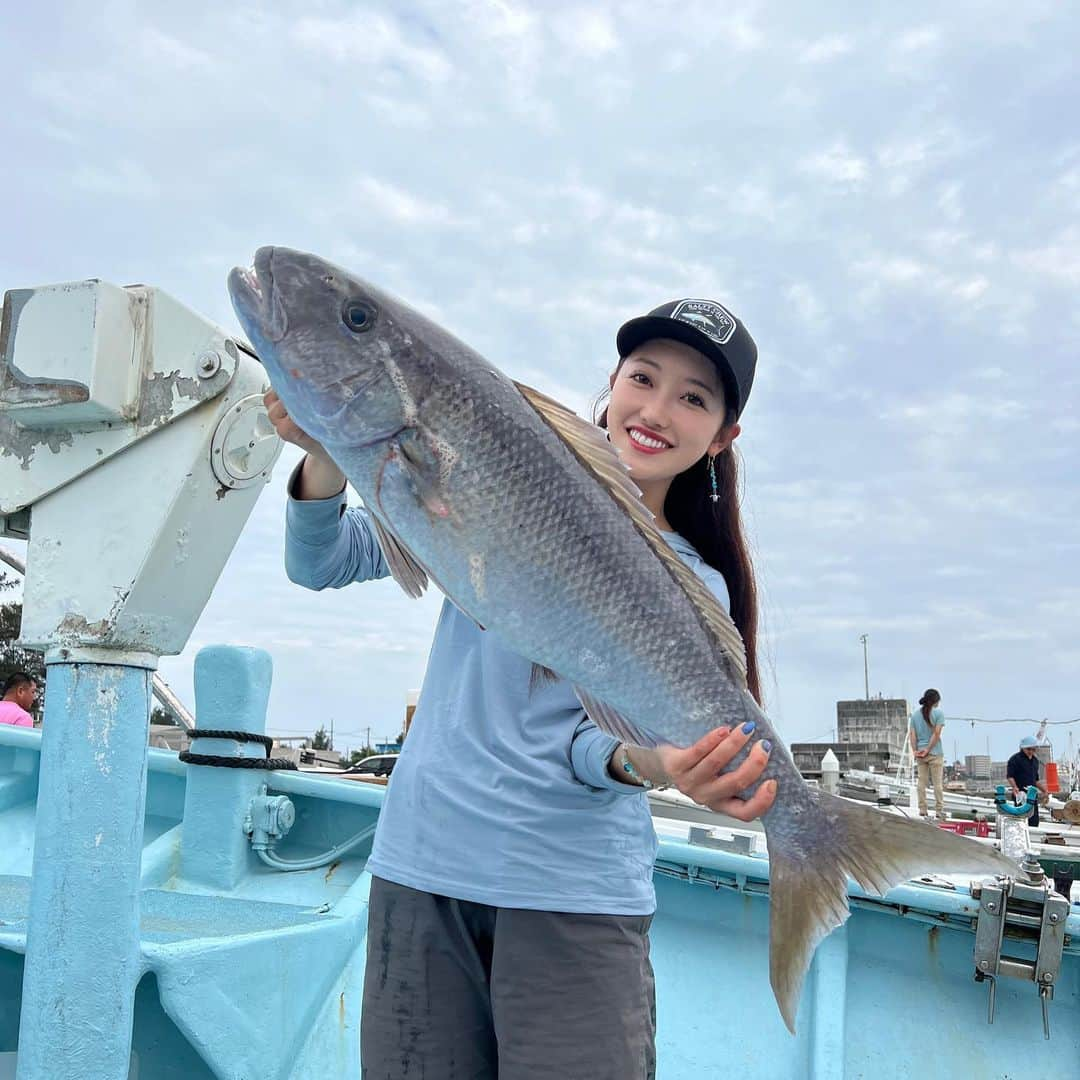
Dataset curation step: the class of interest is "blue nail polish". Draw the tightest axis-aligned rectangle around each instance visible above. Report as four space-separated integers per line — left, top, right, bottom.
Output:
762 739 773 753
741 720 756 735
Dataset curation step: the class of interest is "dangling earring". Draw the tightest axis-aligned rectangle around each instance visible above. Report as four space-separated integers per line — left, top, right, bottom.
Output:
707 454 719 503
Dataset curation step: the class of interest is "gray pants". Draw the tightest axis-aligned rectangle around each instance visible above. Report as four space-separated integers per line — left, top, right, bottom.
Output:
361 876 656 1080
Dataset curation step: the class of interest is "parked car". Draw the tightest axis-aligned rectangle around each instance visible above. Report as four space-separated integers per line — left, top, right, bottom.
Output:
342 754 399 779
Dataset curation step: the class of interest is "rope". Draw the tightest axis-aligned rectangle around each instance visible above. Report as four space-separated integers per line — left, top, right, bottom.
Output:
179 751 297 770
188 729 275 753
180 729 295 769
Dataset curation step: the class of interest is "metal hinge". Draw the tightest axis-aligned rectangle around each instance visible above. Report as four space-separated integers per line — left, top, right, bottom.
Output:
972 853 1069 1039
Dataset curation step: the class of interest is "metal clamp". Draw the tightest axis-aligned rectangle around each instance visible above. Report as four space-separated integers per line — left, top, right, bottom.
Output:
995 784 1039 817
972 857 1069 1039
244 786 297 852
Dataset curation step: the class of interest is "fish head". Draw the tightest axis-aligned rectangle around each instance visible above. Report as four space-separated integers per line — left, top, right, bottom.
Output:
228 246 410 449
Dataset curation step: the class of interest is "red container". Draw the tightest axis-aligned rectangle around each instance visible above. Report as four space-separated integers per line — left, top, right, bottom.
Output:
1046 761 1060 794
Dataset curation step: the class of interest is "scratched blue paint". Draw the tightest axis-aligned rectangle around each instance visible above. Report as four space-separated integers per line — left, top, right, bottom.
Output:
0 645 1077 1078
17 658 153 1080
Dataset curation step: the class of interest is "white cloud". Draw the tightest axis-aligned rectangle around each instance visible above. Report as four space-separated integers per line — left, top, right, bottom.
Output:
785 282 828 331
798 142 869 188
895 25 943 53
553 9 619 57
951 275 990 302
293 12 452 83
364 94 432 129
349 176 466 227
72 160 158 199
1015 228 1080 285
799 34 855 64
139 28 212 71
852 254 928 296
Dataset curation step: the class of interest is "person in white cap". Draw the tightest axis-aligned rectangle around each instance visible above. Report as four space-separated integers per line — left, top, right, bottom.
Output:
1007 735 1049 827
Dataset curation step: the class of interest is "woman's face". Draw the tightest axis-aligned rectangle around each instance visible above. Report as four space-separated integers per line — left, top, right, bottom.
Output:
606 338 738 485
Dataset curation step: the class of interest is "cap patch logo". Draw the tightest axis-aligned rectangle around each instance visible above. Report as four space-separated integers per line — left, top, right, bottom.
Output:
670 299 737 346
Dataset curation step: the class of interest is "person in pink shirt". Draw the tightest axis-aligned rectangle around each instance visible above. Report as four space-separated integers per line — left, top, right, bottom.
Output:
0 672 38 727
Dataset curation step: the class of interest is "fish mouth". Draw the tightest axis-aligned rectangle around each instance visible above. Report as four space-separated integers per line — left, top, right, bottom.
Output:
228 246 288 343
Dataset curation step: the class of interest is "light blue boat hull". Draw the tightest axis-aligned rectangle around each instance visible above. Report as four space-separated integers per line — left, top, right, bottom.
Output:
0 651 1077 1079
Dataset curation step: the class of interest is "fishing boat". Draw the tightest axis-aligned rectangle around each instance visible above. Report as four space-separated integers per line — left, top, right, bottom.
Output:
1 275 1078 1078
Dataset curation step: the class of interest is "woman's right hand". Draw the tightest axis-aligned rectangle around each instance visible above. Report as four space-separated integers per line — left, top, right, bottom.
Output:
264 388 346 499
264 389 328 459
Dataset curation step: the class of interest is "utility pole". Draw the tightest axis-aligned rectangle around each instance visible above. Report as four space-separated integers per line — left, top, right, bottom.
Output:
859 634 870 699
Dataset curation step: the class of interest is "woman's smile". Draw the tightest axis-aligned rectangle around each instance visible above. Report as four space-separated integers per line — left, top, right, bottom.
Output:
626 425 673 454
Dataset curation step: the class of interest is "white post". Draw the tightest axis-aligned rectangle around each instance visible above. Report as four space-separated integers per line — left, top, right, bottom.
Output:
821 749 840 795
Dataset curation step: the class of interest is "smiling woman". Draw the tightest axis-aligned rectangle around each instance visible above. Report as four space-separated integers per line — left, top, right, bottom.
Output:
596 300 762 704
239 249 1017 1066
246 257 778 1075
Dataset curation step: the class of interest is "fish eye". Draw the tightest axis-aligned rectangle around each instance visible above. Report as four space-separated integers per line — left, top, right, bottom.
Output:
342 299 376 333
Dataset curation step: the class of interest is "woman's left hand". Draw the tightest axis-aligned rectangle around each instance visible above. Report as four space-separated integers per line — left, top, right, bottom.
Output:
657 726 777 821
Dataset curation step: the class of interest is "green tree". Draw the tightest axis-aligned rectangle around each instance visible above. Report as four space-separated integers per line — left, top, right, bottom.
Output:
0 572 46 712
311 724 330 750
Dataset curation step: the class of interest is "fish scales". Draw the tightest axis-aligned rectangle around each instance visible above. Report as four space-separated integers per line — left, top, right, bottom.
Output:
398 378 746 742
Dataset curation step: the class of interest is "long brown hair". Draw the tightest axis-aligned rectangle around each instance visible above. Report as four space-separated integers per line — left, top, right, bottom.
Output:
919 689 941 723
596 370 761 704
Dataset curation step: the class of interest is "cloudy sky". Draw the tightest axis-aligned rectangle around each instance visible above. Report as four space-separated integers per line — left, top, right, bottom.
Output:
2 1 1078 763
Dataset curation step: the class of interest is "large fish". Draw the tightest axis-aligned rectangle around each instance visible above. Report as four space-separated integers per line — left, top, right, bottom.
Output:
229 246 1014 1032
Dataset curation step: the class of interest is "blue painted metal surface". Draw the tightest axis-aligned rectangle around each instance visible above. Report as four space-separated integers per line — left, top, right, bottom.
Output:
0 645 1077 1077
17 655 154 1080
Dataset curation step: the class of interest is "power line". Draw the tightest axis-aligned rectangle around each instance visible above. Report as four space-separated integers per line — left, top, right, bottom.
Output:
957 717 1080 726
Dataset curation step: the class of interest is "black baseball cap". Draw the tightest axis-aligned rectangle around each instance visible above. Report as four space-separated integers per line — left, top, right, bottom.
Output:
616 299 758 418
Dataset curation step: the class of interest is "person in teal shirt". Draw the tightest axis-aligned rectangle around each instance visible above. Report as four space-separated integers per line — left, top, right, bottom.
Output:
909 688 945 818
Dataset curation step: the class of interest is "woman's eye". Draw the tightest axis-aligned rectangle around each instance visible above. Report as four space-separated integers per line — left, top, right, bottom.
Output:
628 372 651 385
684 393 706 408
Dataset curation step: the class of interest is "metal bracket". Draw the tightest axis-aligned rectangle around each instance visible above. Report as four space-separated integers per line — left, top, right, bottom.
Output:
244 784 296 852
972 861 1069 1039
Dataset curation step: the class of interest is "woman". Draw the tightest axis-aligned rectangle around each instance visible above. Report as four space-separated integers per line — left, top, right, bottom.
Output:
909 689 946 819
269 298 775 1079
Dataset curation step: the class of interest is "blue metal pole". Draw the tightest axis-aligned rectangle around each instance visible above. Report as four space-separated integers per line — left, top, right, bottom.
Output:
16 653 154 1080
178 645 272 891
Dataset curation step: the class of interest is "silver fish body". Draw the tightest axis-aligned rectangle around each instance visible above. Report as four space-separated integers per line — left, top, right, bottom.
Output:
230 246 1016 1032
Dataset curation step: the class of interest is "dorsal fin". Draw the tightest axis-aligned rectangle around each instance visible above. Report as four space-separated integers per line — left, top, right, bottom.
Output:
514 381 748 687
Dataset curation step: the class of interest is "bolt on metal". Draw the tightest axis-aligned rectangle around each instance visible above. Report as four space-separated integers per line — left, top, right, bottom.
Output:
197 351 222 378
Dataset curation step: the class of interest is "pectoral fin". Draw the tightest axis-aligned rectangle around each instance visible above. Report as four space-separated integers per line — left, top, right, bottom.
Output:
369 514 430 599
573 686 661 748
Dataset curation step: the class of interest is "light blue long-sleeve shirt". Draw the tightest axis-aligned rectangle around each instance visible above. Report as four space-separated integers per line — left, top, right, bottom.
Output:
285 473 731 914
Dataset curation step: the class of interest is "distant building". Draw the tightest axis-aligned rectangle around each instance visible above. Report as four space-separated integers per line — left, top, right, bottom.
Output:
792 741 895 779
965 754 992 782
837 698 909 757
791 698 911 778
991 761 1008 784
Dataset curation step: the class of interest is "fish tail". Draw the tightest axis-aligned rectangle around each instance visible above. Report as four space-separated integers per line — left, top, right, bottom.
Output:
764 792 1015 1033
